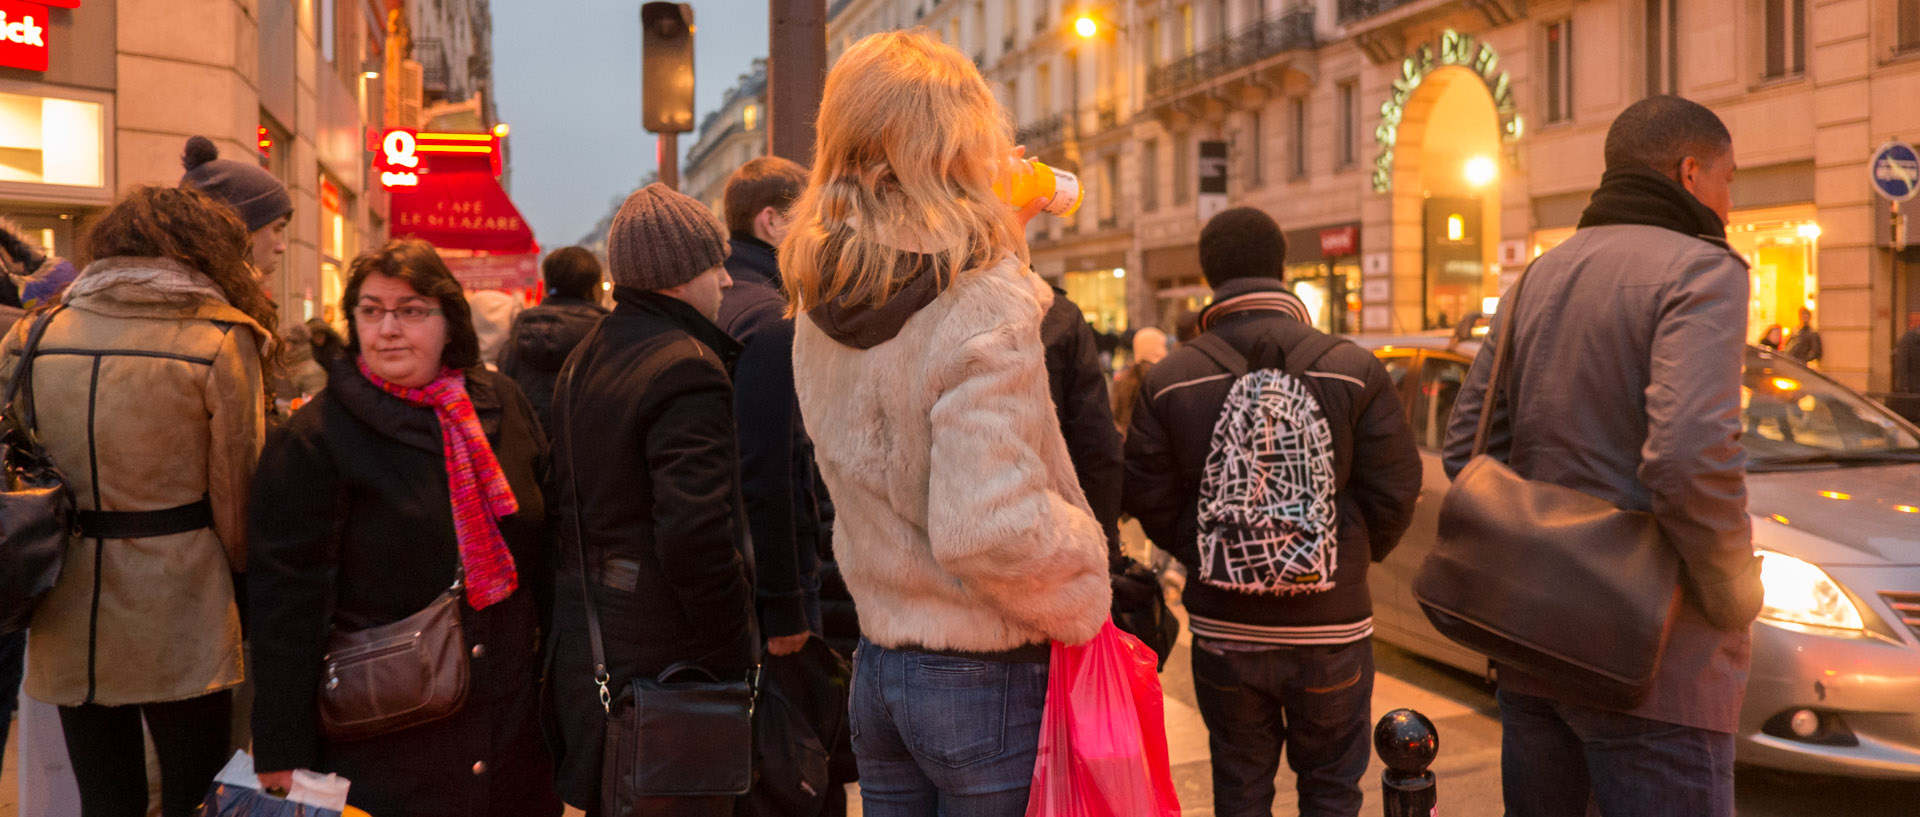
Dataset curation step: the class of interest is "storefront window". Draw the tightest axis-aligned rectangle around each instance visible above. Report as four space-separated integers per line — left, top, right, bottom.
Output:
0 91 105 188
1727 208 1819 347
1062 268 1129 334
1287 260 1362 335
318 174 355 326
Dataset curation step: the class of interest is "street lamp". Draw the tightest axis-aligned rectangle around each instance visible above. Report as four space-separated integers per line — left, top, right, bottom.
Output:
1464 156 1497 187
1074 16 1099 38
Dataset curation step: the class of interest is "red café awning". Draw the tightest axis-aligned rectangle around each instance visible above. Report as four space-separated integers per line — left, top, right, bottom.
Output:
383 130 537 255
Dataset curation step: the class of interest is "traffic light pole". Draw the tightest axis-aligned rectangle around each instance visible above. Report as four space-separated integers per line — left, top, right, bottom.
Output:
769 0 826 166
659 132 679 191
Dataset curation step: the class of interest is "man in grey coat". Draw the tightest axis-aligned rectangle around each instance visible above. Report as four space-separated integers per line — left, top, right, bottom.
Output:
1441 95 1765 817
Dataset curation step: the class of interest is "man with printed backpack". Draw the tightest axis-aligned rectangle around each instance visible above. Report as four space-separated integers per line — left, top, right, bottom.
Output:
1123 207 1421 817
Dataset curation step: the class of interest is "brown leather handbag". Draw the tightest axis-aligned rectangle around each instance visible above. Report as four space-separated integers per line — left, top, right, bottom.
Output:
1413 266 1682 709
316 578 470 742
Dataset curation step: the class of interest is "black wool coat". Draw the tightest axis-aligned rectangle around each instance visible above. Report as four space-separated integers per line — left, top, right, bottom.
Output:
247 357 560 817
499 295 609 434
1041 287 1125 558
544 287 758 812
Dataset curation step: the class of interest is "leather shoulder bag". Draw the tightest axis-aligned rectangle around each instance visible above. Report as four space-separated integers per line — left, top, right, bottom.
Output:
0 306 75 635
316 572 469 742
557 327 757 810
1412 265 1682 709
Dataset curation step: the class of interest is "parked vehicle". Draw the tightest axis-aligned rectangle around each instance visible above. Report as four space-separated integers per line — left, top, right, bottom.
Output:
1356 334 1920 780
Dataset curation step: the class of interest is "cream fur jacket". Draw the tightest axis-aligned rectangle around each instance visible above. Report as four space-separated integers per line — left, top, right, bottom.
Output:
793 254 1111 651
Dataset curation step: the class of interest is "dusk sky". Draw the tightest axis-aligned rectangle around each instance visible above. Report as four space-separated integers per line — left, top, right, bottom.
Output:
492 2 770 248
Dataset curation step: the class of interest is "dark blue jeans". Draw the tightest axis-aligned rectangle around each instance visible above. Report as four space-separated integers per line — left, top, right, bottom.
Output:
1498 687 1735 817
1189 638 1374 817
849 639 1049 817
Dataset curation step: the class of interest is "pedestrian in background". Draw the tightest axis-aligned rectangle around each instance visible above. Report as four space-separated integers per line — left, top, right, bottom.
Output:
1123 207 1420 817
782 30 1110 817
179 135 291 283
1111 326 1167 436
468 289 523 370
247 239 560 817
1786 305 1822 365
307 317 347 364
544 184 757 817
5 185 274 817
1441 95 1764 817
1041 285 1126 563
499 246 609 433
1894 312 1920 423
716 155 824 657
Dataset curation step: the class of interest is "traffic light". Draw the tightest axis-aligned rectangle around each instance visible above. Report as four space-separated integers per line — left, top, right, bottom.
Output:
640 2 695 134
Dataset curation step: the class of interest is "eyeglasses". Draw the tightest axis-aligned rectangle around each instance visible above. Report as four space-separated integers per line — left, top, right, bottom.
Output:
354 304 442 325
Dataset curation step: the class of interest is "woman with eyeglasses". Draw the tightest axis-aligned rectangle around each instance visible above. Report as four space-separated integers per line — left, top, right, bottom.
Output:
246 239 561 817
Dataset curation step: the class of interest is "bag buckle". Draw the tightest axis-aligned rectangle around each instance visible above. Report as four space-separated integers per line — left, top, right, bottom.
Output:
595 664 612 714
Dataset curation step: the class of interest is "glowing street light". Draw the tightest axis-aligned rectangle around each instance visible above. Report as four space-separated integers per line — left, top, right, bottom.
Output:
492 123 511 138
1464 156 1498 187
1074 16 1099 38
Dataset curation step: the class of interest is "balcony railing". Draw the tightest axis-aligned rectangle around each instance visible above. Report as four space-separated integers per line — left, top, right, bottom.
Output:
1146 8 1315 98
1015 113 1068 150
414 37 451 94
1337 0 1420 25
1096 101 1119 130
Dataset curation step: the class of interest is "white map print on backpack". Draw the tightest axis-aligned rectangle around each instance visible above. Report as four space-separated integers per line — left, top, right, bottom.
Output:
1194 368 1339 595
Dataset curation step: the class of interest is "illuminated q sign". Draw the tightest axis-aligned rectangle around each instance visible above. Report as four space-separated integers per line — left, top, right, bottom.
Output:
379 129 420 189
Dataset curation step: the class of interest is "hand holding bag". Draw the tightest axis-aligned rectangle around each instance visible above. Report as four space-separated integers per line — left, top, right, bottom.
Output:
1025 620 1180 817
556 329 756 812
316 576 470 742
1412 266 1682 709
0 306 73 635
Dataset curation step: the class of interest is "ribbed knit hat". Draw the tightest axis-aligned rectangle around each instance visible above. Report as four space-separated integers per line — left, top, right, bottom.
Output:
607 183 729 290
179 135 294 233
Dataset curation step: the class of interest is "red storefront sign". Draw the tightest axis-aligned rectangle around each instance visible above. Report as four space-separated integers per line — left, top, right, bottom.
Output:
442 254 540 291
390 170 537 254
1319 225 1359 257
0 0 58 72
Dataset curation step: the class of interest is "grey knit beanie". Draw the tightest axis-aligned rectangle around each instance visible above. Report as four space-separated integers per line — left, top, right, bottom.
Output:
179 136 293 233
606 183 729 290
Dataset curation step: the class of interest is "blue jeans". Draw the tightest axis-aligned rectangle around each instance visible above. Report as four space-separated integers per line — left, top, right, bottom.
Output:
849 639 1049 817
1188 638 1374 817
1498 688 1735 817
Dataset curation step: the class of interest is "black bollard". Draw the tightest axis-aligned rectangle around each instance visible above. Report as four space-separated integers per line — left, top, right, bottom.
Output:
1375 708 1439 817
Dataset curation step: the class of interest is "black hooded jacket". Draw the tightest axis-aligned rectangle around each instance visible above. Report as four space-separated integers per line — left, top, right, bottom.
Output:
499 295 608 433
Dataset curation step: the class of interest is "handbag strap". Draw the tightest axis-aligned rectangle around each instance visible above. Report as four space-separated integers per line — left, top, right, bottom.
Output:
1470 263 1535 458
5 306 67 435
557 322 615 712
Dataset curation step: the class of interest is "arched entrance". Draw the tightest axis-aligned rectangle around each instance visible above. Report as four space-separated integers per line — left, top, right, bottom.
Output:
1392 65 1506 331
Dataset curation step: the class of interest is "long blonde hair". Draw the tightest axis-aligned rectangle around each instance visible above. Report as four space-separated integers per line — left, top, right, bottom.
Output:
781 29 1027 313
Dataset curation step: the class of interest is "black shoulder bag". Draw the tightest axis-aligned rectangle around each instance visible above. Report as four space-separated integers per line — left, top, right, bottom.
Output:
556 328 757 810
1412 267 1682 709
0 306 74 634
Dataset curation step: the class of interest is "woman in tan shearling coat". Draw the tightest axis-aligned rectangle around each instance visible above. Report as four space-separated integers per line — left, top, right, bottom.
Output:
2 186 274 817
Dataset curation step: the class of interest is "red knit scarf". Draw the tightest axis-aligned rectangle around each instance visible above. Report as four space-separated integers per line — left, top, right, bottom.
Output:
357 357 520 609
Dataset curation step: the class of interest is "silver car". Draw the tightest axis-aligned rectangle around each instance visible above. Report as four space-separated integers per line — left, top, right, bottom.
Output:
1355 335 1920 779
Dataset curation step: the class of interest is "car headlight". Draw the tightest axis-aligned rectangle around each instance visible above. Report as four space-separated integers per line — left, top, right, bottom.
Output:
1758 550 1864 631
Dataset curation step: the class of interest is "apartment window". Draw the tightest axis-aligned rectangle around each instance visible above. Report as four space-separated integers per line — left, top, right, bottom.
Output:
1246 110 1265 188
1174 132 1193 205
1244 0 1267 23
1181 5 1196 55
1289 97 1308 179
1762 0 1806 79
1006 77 1020 121
974 2 987 53
1646 0 1678 95
1545 19 1575 123
1005 0 1019 44
1337 81 1358 167
1902 0 1920 53
1037 61 1053 115
1213 0 1230 43
1142 138 1160 211
319 0 336 62
1099 156 1119 225
1144 18 1163 67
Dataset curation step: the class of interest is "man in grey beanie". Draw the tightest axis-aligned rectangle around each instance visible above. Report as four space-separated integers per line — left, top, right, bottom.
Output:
542 183 755 817
180 135 295 279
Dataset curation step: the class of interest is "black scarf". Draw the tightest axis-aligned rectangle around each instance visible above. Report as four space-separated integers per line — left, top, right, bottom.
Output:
1576 166 1728 244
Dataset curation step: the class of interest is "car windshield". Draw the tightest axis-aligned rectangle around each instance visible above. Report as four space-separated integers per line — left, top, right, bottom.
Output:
1742 347 1920 469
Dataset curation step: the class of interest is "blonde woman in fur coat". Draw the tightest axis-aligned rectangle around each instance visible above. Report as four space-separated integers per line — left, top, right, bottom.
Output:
781 30 1111 817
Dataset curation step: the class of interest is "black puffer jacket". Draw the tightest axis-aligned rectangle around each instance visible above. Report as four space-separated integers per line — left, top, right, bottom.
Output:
544 287 758 813
1123 279 1421 643
1041 288 1124 556
248 359 559 817
499 295 607 433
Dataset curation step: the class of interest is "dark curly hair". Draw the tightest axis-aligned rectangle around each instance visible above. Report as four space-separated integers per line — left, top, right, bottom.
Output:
81 184 279 380
342 239 481 371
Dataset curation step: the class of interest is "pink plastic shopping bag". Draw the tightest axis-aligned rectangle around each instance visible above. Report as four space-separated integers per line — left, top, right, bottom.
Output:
1025 620 1181 817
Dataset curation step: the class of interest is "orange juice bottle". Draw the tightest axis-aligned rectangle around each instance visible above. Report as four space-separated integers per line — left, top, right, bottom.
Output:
993 159 1084 217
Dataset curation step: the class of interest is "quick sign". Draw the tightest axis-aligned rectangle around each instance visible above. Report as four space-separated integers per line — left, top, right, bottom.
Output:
1869 140 1919 203
1373 29 1523 193
0 0 55 72
377 129 421 189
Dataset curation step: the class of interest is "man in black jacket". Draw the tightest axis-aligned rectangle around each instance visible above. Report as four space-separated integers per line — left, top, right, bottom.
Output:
499 246 608 433
545 184 756 817
1041 288 1125 557
716 156 822 659
1123 207 1420 817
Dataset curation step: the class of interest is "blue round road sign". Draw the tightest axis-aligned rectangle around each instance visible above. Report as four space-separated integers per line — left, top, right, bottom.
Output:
1870 141 1920 202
